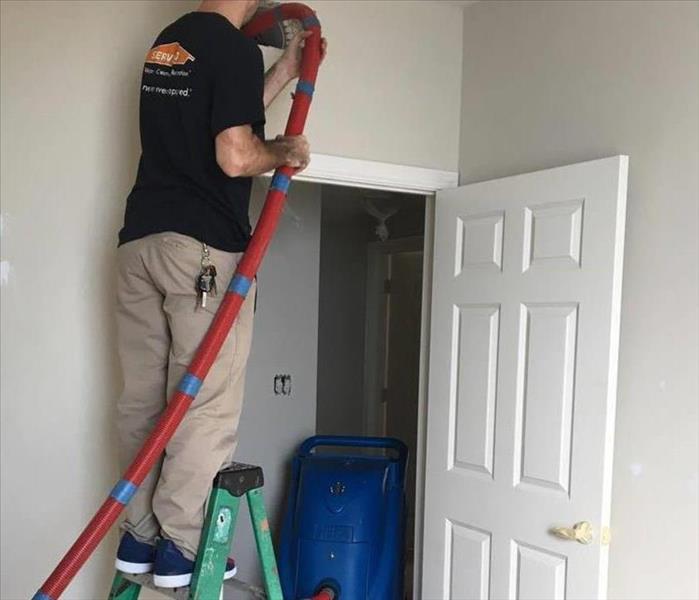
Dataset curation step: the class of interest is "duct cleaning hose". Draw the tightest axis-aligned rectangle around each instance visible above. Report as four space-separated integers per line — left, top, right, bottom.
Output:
310 589 337 600
309 581 339 600
33 4 321 599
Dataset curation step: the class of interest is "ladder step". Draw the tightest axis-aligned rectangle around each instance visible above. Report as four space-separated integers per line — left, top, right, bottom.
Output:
122 574 187 600
122 573 267 599
213 462 264 497
111 466 280 599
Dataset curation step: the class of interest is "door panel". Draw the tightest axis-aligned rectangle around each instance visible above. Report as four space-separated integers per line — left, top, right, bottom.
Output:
515 303 578 493
447 521 491 600
510 542 567 600
422 157 628 600
451 304 499 477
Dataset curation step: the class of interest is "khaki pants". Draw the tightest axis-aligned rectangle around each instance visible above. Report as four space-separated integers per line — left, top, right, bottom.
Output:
116 232 255 559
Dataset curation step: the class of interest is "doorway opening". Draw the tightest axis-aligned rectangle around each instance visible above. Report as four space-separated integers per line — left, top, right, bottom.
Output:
314 184 429 597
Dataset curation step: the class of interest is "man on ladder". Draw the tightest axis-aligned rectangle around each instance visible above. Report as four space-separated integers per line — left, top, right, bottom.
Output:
114 0 325 588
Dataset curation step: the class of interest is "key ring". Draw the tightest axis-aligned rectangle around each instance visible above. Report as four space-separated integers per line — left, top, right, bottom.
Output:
201 242 211 268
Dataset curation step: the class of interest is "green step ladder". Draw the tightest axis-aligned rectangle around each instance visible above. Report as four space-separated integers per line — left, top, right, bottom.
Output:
109 463 283 600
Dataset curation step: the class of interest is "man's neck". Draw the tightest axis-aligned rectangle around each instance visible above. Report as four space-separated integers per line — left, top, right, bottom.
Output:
198 1 247 29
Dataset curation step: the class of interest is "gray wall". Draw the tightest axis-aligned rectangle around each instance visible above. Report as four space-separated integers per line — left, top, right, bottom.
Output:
316 188 373 436
316 188 426 437
230 180 320 587
459 2 699 597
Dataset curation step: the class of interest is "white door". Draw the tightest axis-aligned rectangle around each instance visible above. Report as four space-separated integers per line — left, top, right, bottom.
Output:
421 157 628 600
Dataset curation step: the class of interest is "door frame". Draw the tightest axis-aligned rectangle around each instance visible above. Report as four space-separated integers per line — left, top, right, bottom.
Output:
262 152 458 195
362 230 434 598
262 154 454 597
293 152 458 194
363 235 426 438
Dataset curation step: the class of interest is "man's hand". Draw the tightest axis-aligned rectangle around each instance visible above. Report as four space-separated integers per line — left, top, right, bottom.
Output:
264 32 327 108
274 134 310 171
277 31 328 81
216 126 310 177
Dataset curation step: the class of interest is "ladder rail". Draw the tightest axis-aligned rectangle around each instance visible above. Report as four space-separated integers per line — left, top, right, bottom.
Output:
247 488 284 600
109 465 283 600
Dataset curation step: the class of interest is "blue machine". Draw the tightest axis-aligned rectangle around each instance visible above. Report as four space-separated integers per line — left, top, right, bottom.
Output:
279 435 408 600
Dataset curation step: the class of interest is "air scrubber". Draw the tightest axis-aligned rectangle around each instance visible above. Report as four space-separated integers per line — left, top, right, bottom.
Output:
279 435 408 600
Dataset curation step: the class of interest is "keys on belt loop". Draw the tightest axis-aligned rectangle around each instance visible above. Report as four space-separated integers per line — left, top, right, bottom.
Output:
196 243 217 309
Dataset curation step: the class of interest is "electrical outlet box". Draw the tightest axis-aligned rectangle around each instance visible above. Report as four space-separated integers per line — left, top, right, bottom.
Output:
274 374 292 396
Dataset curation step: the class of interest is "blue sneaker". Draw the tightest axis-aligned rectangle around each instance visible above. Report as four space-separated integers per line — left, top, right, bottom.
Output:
153 538 237 588
115 532 156 574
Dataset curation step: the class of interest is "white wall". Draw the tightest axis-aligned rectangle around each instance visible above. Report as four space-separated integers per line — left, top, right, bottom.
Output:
0 1 320 598
1 2 184 598
458 2 699 598
263 0 464 171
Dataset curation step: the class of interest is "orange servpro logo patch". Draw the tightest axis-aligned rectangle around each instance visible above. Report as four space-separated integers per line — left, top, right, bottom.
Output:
146 42 195 67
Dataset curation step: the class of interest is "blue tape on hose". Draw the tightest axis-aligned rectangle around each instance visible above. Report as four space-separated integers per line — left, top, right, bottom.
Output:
296 80 314 97
270 172 291 194
302 15 320 28
178 373 203 397
32 594 53 600
110 480 138 505
228 274 252 296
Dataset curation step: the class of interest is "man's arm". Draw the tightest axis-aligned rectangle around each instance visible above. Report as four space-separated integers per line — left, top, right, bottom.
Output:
263 59 293 109
217 31 325 177
263 31 327 109
215 125 309 178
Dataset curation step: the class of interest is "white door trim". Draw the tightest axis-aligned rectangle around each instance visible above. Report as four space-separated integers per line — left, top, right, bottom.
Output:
361 221 435 600
414 197 435 599
262 155 453 599
363 235 426 438
262 152 459 195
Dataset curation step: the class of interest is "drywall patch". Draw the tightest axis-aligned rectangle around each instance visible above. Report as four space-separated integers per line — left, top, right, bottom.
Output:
0 213 10 286
629 463 643 477
0 261 10 287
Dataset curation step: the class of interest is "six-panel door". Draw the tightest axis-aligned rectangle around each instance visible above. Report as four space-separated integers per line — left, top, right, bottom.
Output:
422 157 628 600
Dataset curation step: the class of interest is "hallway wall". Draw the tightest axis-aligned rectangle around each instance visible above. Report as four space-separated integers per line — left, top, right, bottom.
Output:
458 2 699 597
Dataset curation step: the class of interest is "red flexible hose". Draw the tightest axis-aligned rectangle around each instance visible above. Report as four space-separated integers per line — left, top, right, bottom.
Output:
33 4 321 599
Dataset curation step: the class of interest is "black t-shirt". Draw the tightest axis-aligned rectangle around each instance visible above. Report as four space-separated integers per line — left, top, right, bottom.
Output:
118 12 265 252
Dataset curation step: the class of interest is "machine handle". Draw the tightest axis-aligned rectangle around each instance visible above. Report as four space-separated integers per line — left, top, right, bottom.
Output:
298 435 408 466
